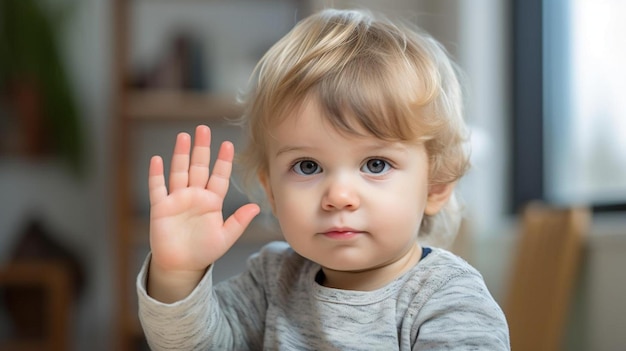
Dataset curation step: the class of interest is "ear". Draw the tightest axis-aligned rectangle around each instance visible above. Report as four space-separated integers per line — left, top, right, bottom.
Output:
258 171 277 214
425 182 456 216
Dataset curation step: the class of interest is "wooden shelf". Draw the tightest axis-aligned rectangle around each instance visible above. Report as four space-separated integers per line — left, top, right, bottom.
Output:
126 90 243 121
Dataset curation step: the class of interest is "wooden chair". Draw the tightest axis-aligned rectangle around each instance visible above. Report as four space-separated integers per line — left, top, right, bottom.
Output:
504 202 590 351
0 261 72 351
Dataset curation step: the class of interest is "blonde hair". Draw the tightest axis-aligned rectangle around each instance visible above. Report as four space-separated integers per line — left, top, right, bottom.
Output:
237 8 470 246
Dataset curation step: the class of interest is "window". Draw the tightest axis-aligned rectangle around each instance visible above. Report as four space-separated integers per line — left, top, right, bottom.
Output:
545 0 626 206
512 0 626 212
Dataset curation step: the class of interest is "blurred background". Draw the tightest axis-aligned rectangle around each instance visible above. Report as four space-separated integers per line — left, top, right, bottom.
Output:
0 0 624 350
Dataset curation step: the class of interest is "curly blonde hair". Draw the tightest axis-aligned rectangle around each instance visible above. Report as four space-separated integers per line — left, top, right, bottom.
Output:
236 8 470 246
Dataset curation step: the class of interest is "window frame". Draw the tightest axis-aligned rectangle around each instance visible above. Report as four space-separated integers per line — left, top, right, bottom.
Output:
510 0 626 213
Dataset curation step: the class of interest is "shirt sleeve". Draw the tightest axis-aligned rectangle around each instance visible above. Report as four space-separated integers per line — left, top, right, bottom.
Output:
412 270 511 350
136 250 269 351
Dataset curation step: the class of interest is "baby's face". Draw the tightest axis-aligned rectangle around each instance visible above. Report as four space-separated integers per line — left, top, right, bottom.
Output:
259 99 437 288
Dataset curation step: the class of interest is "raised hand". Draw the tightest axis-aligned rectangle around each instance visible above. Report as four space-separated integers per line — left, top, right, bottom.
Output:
146 125 260 302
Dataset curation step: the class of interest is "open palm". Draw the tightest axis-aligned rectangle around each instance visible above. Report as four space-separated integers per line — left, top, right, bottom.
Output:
148 125 260 276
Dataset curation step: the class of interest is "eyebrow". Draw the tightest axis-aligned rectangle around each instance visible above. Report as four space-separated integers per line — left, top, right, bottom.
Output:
274 141 410 157
275 146 312 157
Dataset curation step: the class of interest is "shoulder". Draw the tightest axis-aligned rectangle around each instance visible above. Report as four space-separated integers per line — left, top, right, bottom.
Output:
394 248 497 315
407 248 510 349
413 248 497 305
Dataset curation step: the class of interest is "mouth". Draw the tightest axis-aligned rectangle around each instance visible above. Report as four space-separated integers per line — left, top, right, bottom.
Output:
321 228 364 240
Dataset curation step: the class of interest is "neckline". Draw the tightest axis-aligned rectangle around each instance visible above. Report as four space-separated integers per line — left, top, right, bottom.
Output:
308 247 436 305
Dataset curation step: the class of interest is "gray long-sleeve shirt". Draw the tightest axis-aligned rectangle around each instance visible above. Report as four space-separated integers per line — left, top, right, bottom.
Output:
137 241 510 350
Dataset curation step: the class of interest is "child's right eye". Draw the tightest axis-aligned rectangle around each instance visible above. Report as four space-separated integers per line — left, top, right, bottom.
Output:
292 160 322 175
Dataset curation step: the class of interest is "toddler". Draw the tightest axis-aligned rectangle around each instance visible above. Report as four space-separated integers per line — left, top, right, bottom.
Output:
138 8 510 350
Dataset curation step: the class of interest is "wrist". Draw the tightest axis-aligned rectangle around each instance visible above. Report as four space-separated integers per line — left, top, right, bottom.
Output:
147 259 209 303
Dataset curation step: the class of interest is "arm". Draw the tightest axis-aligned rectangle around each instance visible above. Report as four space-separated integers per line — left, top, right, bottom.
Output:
139 125 261 349
137 251 269 351
413 272 510 350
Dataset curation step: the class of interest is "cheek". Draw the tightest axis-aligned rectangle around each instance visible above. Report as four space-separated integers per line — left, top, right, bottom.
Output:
377 194 426 240
272 191 312 242
271 183 305 218
272 186 323 236
393 170 428 199
377 177 428 221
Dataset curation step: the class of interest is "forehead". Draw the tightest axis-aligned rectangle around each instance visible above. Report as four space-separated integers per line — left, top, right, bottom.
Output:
268 98 419 154
269 93 415 142
271 97 369 140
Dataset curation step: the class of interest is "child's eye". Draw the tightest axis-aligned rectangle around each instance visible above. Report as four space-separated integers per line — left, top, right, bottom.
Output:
292 160 322 175
361 158 391 174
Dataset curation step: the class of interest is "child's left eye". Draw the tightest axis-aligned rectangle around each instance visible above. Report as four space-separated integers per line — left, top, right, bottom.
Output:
361 158 391 174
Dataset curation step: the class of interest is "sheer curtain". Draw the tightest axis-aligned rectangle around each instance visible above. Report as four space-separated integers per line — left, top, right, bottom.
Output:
544 0 626 206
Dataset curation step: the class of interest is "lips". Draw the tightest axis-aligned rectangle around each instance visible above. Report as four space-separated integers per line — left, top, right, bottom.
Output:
321 228 363 240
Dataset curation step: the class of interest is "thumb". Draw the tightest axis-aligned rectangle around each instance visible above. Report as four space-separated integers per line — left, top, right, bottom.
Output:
223 203 261 243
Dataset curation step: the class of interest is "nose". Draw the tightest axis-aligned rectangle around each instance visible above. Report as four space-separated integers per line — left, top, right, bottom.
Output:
321 176 360 211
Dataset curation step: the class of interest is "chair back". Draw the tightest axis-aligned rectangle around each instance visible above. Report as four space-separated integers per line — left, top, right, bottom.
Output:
504 202 590 351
